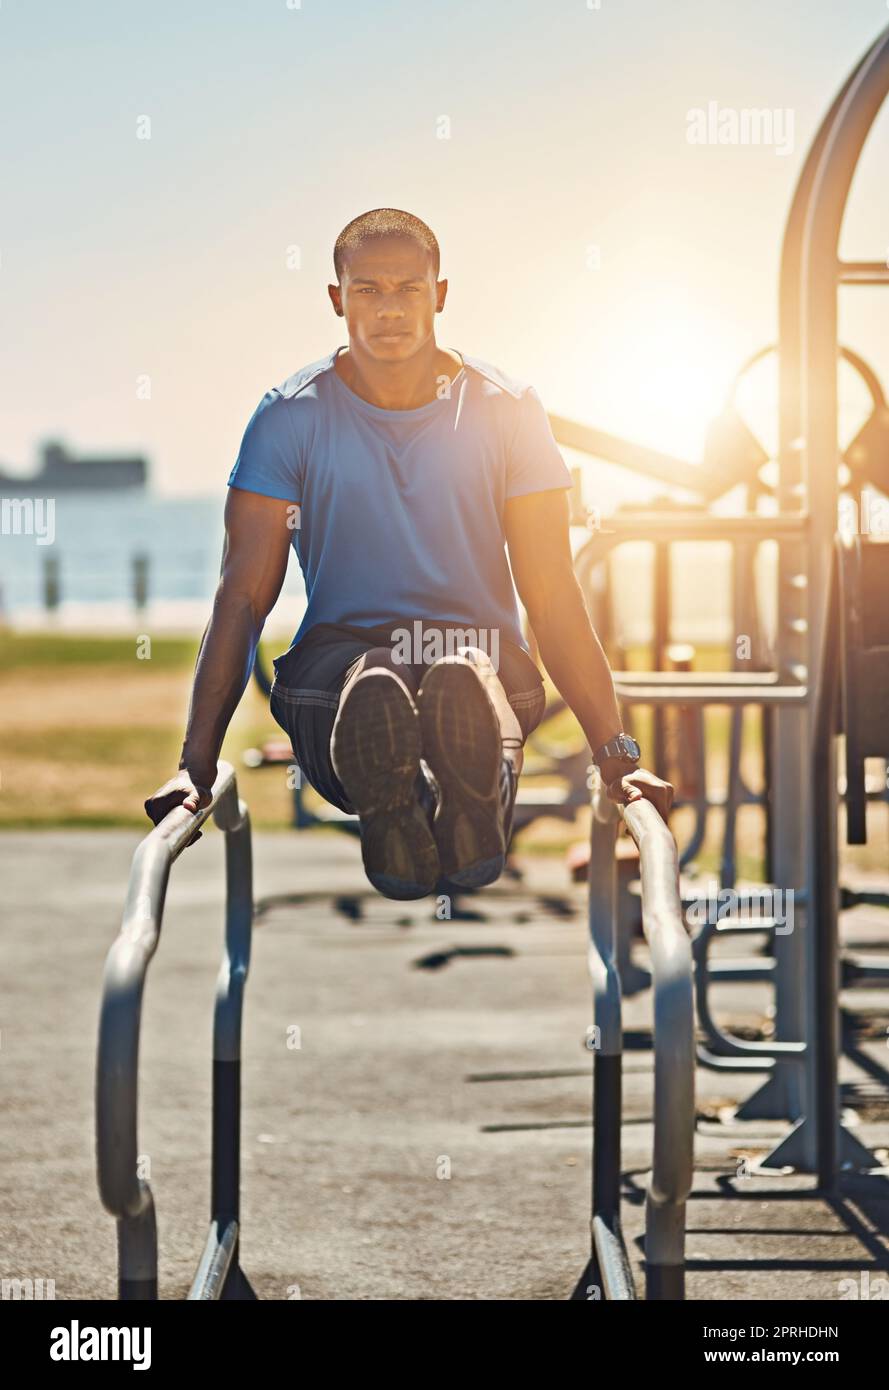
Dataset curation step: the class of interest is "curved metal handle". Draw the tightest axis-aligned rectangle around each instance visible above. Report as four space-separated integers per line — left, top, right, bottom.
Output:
96 761 249 1245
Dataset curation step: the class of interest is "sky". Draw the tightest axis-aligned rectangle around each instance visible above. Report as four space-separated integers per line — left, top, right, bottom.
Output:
2 0 889 495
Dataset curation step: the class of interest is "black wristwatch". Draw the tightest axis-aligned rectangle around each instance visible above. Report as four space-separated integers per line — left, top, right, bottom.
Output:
592 731 641 769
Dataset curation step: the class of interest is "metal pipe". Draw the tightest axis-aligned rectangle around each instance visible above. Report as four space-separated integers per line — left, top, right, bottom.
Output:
188 1220 239 1301
613 681 807 706
837 260 889 284
211 790 253 1281
587 790 622 1231
811 546 841 1189
615 670 796 686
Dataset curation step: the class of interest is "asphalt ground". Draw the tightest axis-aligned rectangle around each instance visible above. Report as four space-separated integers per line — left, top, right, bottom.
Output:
2 828 888 1301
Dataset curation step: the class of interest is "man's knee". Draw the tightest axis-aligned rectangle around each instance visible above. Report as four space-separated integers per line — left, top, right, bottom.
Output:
362 644 401 672
346 646 421 696
455 644 490 668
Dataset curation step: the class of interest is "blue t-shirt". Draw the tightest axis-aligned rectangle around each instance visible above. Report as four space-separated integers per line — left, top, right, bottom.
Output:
227 346 573 654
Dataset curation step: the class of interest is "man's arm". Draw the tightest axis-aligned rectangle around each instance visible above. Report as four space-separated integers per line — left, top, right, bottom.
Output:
144 488 294 827
504 488 673 816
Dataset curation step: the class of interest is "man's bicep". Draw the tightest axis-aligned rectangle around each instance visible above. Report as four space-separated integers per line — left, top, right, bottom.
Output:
504 488 576 621
220 488 296 620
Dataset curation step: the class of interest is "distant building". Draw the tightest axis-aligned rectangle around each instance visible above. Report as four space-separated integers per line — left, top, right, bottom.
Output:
0 441 148 492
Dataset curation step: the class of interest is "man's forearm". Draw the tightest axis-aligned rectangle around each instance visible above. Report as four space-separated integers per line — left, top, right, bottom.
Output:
179 589 264 784
529 579 623 756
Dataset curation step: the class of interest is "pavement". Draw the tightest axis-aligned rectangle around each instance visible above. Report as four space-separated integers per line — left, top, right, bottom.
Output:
2 825 889 1301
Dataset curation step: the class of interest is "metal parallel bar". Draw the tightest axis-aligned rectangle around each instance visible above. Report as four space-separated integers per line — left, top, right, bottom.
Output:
95 761 254 1300
620 798 695 1300
585 783 693 1299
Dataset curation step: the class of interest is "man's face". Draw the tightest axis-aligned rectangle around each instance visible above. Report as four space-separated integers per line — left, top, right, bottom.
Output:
329 234 446 362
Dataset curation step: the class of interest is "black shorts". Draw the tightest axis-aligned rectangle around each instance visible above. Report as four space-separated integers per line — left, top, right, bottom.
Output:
269 620 547 815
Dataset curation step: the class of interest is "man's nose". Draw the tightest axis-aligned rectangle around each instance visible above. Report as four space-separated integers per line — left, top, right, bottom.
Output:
376 297 406 319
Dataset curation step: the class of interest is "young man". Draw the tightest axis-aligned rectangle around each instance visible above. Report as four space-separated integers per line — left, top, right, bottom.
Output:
145 208 672 896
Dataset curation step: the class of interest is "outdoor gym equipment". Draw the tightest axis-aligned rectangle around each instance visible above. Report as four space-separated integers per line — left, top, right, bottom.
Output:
96 765 692 1299
96 762 256 1300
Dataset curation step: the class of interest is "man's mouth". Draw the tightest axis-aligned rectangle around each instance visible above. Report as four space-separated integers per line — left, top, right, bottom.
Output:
375 331 409 339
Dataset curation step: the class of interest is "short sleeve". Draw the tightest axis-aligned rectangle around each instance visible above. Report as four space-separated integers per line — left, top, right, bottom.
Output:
228 391 303 503
505 385 574 500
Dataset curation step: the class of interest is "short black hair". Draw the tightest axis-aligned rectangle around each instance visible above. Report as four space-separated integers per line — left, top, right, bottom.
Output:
333 208 440 283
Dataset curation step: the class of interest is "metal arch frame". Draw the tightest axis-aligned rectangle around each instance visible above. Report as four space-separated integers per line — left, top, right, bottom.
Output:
758 22 889 1176
96 761 256 1300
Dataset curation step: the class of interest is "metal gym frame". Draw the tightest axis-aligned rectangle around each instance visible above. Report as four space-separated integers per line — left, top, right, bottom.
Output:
760 20 889 1176
552 23 889 1183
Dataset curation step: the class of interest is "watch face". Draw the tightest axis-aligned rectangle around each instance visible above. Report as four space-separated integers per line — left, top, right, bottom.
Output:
621 735 641 760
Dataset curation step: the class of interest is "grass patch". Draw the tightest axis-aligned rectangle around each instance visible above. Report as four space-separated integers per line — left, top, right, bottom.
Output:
0 630 201 672
1 632 885 877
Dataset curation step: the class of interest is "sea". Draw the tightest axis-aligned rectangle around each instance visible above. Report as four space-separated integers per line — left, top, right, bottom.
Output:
0 489 775 650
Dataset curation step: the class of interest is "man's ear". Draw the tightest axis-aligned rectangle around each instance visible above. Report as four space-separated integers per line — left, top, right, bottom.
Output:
435 277 448 312
328 284 344 316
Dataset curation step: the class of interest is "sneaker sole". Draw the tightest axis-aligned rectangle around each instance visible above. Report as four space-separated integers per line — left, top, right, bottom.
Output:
331 670 440 899
417 658 507 888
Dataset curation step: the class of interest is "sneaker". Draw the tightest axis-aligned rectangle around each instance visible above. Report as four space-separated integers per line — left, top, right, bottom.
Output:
416 655 511 889
330 668 440 899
